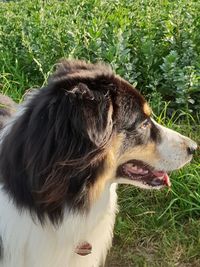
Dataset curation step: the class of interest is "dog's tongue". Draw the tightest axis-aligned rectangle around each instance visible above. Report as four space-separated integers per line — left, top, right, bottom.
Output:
152 171 171 187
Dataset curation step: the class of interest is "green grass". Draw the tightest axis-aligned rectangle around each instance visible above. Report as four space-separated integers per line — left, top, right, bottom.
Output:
0 0 200 112
0 0 200 266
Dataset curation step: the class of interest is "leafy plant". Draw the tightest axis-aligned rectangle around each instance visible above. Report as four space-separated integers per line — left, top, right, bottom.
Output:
0 0 199 115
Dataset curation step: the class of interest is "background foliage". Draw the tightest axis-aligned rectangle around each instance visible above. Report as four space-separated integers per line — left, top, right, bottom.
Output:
0 0 200 114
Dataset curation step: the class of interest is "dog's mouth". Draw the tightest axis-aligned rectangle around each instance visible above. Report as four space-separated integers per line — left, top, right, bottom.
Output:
117 160 171 188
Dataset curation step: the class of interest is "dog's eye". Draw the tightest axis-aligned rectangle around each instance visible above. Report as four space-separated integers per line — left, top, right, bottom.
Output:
140 119 151 129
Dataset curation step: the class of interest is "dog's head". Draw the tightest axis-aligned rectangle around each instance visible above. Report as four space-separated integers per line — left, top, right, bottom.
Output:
0 60 197 223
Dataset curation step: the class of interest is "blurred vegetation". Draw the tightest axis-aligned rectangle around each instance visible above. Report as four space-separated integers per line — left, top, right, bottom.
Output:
0 0 200 115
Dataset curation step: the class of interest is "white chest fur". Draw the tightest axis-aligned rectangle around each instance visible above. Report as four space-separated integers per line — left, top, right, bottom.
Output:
0 183 118 267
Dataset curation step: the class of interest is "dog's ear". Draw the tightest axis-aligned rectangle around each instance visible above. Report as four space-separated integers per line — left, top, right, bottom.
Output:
66 83 95 100
66 82 113 147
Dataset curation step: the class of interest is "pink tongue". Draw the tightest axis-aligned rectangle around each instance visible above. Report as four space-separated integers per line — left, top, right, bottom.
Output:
153 171 171 187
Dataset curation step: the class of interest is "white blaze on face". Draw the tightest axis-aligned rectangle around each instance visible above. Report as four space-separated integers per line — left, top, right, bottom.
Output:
153 120 197 172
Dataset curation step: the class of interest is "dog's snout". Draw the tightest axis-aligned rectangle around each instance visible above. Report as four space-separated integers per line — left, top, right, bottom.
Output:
187 146 196 155
186 141 197 155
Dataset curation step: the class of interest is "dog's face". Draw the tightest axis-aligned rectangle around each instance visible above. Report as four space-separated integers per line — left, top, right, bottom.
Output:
87 73 197 198
50 60 197 201
112 94 197 189
1 60 197 222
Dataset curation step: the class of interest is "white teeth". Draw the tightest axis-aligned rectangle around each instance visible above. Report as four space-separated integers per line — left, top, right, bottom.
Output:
136 168 148 174
157 175 164 180
123 164 149 176
131 166 137 171
127 163 134 168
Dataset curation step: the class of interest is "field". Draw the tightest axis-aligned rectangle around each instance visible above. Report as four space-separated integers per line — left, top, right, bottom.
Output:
0 0 200 266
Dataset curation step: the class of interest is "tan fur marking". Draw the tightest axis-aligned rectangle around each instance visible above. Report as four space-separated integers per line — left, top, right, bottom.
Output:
118 142 159 167
89 134 123 203
89 137 162 203
143 102 152 117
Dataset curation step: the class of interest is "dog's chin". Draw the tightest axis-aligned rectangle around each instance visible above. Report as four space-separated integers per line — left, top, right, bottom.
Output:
116 159 171 190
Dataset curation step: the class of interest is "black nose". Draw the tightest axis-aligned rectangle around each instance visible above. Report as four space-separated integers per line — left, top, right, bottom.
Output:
187 146 197 155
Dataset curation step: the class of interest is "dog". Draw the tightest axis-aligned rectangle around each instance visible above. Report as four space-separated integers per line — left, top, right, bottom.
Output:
0 60 197 267
0 94 16 130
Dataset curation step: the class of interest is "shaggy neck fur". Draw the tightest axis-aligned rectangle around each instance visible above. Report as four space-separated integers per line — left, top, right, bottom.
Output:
0 181 118 267
0 77 116 224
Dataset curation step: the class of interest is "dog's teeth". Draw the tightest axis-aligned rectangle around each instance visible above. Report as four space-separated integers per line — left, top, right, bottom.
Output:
127 163 134 168
131 166 137 171
137 168 148 174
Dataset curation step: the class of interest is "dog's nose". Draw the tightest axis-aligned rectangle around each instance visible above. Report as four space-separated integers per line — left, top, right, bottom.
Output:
187 142 198 155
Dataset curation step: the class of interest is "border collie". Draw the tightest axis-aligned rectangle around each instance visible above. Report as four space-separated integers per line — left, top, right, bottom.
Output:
0 60 197 267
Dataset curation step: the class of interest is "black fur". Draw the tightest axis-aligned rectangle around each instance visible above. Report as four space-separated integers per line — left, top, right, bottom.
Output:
0 62 116 224
0 60 160 224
